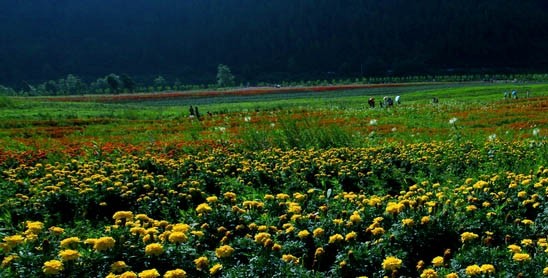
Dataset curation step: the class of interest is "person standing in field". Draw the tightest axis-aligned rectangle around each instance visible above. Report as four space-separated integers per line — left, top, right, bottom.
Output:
395 95 400 104
368 97 375 108
511 90 517 99
189 105 195 117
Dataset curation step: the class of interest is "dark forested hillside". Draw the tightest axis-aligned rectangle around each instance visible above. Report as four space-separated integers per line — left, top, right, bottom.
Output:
1 0 548 87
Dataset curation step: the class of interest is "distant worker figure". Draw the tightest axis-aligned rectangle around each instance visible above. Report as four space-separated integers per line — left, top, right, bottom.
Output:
511 90 517 99
368 97 375 108
386 97 394 107
194 106 201 120
382 96 388 107
395 95 401 104
432 97 439 104
504 91 508 99
189 105 195 117
526 91 530 98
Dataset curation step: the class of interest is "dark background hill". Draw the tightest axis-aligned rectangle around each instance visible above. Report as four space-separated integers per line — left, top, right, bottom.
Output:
2 0 548 87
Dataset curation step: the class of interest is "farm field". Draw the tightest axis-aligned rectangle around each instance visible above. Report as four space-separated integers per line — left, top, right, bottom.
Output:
1 82 548 277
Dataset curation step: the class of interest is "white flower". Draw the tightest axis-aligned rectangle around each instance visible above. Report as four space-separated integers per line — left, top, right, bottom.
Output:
449 117 458 125
488 134 497 141
391 127 397 132
215 127 226 132
533 128 540 136
369 119 378 126
244 116 251 122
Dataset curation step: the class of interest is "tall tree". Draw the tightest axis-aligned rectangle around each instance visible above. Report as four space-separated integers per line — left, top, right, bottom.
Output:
216 64 235 87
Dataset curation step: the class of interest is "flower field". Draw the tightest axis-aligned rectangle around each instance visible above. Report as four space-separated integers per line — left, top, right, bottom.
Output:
1 83 548 277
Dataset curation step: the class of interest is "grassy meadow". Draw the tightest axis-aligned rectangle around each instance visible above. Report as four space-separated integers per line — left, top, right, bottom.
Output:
1 82 548 277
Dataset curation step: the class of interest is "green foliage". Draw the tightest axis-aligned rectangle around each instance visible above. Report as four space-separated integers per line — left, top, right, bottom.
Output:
217 64 235 87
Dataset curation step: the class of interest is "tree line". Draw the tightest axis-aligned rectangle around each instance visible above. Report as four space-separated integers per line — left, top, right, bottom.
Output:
2 71 548 97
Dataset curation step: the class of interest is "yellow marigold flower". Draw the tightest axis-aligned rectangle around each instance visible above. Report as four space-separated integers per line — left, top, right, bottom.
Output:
194 256 209 271
59 249 80 261
93 236 116 251
191 230 204 237
460 232 479 243
466 205 477 212
333 218 344 225
276 193 290 200
264 194 274 200
281 254 299 264
209 264 222 275
287 202 302 214
168 232 188 243
113 211 134 220
206 196 218 203
272 243 282 251
138 268 160 278
172 223 190 233
416 260 425 270
402 218 414 227
48 226 64 235
1 255 18 268
385 202 405 214
164 269 187 278
313 228 324 238
195 203 212 214
445 273 458 278
521 239 533 246
297 230 310 239
508 244 522 253
60 237 80 248
371 227 385 236
329 234 344 244
293 192 306 201
421 216 430 224
345 231 357 241
130 227 146 236
215 245 235 258
465 264 481 276
43 259 64 275
472 180 487 188
26 221 44 234
314 247 325 258
349 212 362 223
521 219 534 225
543 267 548 275
512 253 531 262
135 214 150 221
382 256 402 272
111 261 128 273
420 268 438 278
480 264 495 274
4 234 25 247
254 232 271 245
223 191 236 200
431 256 444 267
120 271 138 278
145 243 164 256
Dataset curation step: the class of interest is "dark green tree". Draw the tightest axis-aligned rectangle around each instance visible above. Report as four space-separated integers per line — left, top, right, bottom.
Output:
120 74 136 93
106 74 121 94
216 64 235 87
